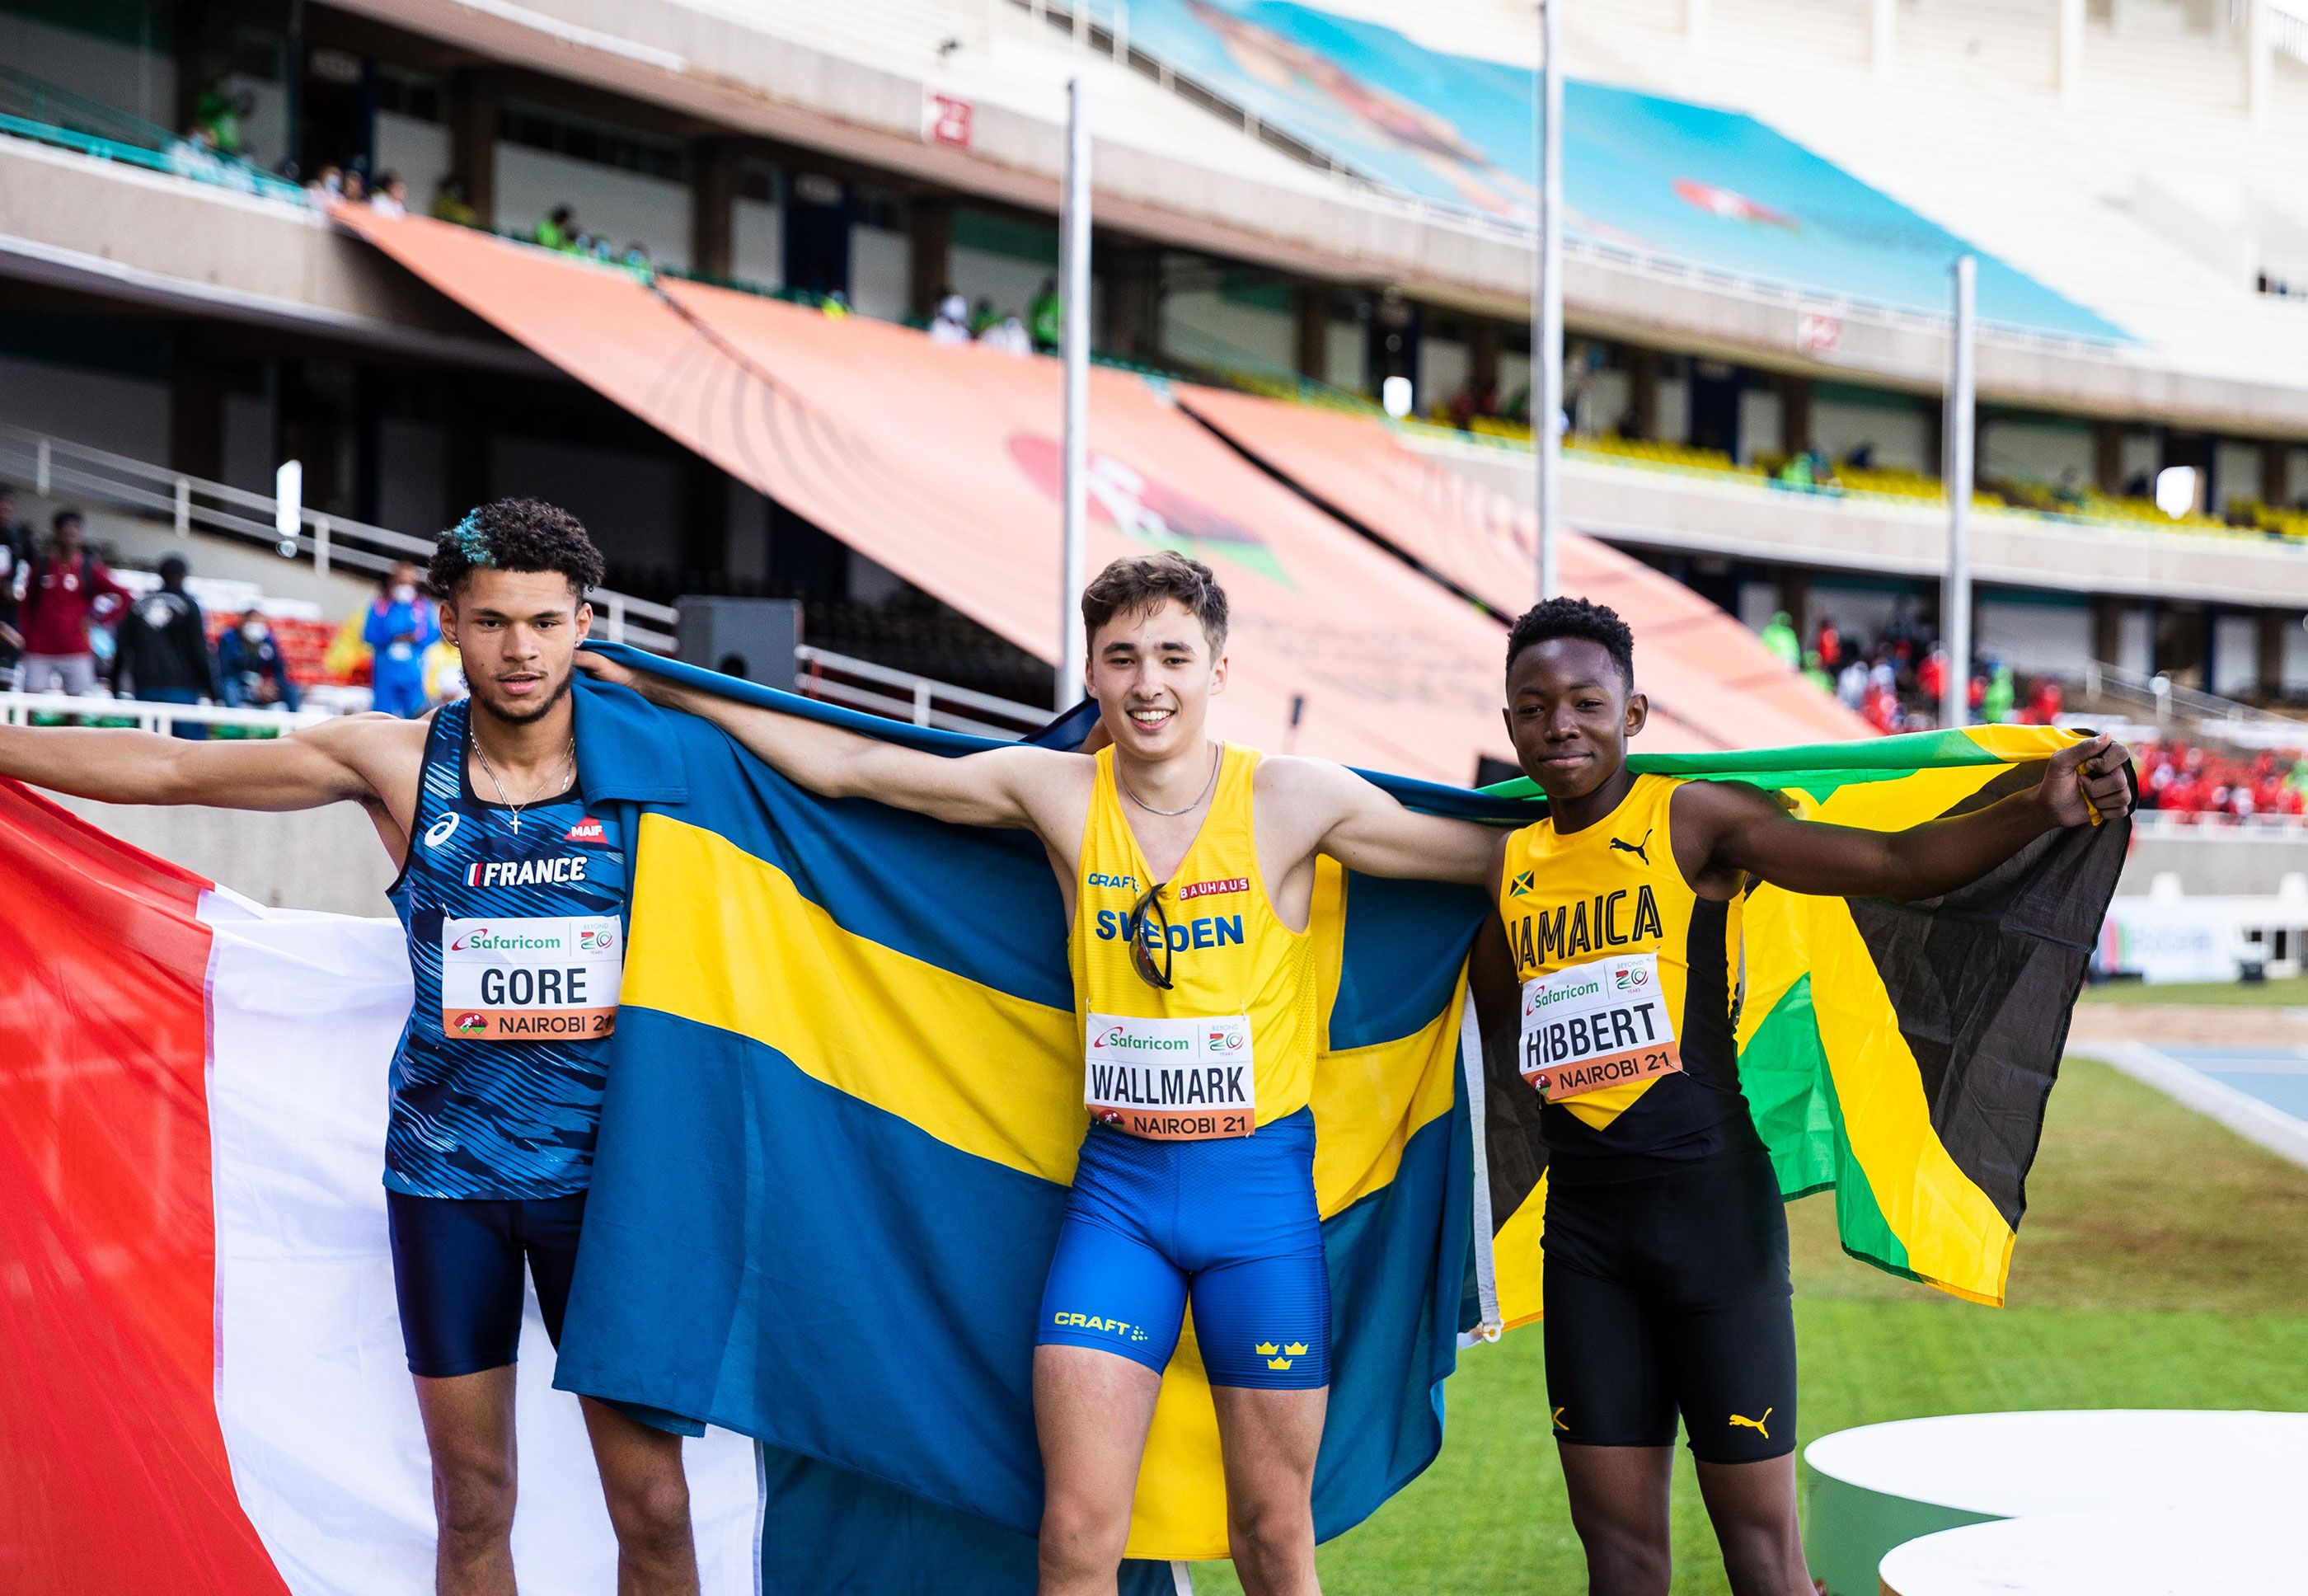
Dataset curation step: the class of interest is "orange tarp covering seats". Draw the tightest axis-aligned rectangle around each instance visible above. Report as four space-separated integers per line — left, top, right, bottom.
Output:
340 210 1726 773
1175 386 1871 748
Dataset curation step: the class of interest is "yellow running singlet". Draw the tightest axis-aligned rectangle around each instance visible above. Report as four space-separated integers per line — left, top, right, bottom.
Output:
1068 744 1317 1139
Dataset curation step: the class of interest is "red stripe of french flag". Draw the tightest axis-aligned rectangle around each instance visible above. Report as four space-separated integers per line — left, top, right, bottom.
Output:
0 782 758 1594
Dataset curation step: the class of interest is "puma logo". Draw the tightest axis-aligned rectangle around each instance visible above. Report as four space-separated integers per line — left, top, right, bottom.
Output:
1610 829 1652 866
1729 1408 1771 1440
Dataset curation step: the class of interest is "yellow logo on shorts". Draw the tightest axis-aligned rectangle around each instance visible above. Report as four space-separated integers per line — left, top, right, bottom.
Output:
1052 1311 1147 1343
1729 1409 1772 1440
1256 1340 1297 1371
1551 1406 1568 1432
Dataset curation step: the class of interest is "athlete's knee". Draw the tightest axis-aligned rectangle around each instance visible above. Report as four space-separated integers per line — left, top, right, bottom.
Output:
1573 1518 1670 1596
1038 1484 1131 1584
605 1468 693 1553
1227 1492 1315 1572
1714 1515 1807 1596
431 1455 515 1546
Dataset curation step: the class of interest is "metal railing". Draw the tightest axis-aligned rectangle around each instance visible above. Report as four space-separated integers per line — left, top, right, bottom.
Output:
0 63 307 205
0 425 679 652
0 690 329 737
2078 660 2305 736
795 645 1049 738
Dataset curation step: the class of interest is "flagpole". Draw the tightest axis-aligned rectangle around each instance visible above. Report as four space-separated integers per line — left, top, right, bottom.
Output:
1536 0 1564 602
1943 255 1975 730
1058 76 1091 709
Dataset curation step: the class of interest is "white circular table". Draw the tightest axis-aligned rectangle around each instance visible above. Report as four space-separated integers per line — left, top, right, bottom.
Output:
1802 1411 2308 1595
1878 1508 2308 1596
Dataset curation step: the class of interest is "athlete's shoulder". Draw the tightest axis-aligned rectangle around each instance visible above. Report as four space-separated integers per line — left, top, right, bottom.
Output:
1250 752 1364 804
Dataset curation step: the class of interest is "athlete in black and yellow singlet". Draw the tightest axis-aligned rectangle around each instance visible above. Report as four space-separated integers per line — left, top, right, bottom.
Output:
1476 597 2132 1596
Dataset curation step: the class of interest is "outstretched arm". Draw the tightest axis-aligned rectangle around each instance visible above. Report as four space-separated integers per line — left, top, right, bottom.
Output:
577 652 1072 831
1682 733 2133 902
1264 756 1507 887
0 712 389 811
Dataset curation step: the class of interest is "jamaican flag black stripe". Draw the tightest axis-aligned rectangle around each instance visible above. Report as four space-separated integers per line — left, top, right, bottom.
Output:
1478 724 2133 1325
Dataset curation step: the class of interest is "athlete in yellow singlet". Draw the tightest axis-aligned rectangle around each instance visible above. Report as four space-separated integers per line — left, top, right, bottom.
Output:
1468 598 2132 1596
584 552 1504 1596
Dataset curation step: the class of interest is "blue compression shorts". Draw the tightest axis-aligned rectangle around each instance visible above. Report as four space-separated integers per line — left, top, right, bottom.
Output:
1035 1106 1330 1389
386 1190 585 1378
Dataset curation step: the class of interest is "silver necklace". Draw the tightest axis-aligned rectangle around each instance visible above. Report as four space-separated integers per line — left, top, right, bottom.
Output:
1118 742 1221 817
472 733 575 834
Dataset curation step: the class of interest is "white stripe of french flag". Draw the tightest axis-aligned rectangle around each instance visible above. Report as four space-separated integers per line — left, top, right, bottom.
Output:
0 782 758 1594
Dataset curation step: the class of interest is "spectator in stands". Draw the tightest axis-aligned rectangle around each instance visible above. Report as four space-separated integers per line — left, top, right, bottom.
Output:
2052 467 2087 511
340 169 367 203
369 173 409 218
1836 654 1869 711
0 484 31 681
1759 609 1801 669
112 555 222 739
536 205 577 251
1029 276 1064 354
978 313 1032 355
1813 617 1841 671
2026 676 2065 725
929 292 972 346
307 165 345 201
217 612 302 713
969 297 1000 337
431 176 480 228
192 81 250 157
363 561 439 718
17 511 129 697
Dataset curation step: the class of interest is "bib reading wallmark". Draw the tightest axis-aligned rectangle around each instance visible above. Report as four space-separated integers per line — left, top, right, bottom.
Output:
441 916 622 1040
1518 951 1682 1101
1083 1012 1255 1140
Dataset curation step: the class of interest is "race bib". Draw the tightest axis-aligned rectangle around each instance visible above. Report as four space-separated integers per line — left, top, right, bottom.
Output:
1083 1012 1255 1140
441 916 621 1041
1518 952 1682 1101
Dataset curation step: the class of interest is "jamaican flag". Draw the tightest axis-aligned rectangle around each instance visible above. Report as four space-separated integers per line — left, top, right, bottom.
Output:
1475 725 2134 1330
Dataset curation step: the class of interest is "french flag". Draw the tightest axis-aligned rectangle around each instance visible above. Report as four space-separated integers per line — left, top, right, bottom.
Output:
0 782 758 1594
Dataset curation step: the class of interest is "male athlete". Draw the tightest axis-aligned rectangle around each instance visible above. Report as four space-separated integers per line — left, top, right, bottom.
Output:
1469 598 2131 1596
0 500 698 1596
580 550 1503 1596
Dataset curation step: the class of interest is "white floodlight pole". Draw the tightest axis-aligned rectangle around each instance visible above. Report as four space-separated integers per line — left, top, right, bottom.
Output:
1536 0 1564 601
1944 255 1977 730
1058 76 1091 707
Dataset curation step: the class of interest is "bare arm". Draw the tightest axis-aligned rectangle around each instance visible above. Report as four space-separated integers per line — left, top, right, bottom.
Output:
0 713 390 811
576 651 1074 832
1681 733 2134 902
1264 756 1507 886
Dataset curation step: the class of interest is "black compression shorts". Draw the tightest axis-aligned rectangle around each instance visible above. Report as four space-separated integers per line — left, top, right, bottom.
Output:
386 1190 586 1378
1540 1145 1796 1464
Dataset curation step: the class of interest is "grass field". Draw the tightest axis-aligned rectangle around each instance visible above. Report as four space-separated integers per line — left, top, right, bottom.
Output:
2078 974 2308 1007
1189 1055 2308 1594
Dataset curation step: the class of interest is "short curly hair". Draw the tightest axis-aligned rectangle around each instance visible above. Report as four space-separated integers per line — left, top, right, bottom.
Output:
1504 596 1635 688
426 498 605 600
1080 551 1229 655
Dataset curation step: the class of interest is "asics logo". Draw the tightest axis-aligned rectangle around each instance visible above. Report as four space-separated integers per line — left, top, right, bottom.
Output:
424 814 461 847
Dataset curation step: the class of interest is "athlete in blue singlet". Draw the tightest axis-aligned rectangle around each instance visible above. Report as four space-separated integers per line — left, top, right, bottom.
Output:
0 500 700 1596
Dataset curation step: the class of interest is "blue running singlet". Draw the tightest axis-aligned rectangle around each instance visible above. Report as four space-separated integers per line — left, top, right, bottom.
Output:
384 700 629 1200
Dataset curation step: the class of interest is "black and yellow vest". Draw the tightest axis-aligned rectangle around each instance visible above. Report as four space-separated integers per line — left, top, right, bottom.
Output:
1495 772 1758 1179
